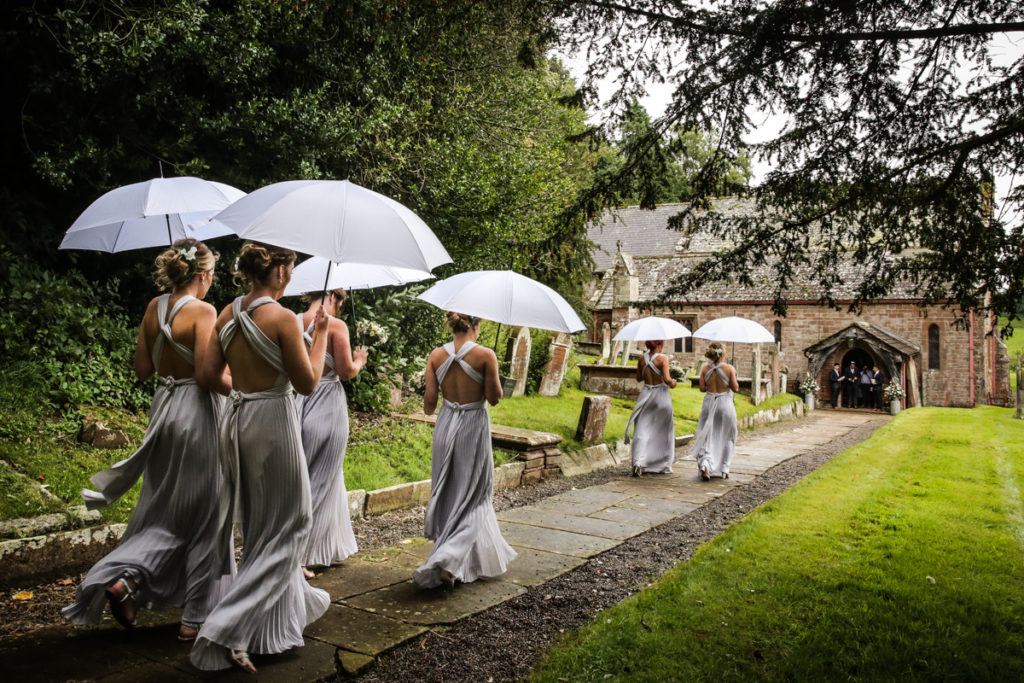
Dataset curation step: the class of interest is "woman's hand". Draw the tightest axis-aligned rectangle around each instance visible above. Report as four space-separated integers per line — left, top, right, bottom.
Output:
313 306 329 337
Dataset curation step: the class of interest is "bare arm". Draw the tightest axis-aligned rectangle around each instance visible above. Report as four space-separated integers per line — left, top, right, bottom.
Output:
193 304 231 395
657 355 677 388
482 348 502 406
330 318 367 381
279 307 327 395
728 365 740 393
635 355 645 383
423 352 439 416
698 364 708 392
133 301 157 381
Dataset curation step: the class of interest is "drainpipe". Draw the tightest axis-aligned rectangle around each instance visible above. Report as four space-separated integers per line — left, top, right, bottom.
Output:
901 362 906 410
969 310 976 406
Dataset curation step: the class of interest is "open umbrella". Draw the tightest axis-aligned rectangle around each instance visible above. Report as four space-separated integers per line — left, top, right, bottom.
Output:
205 179 451 272
59 177 243 252
417 270 585 333
613 316 692 342
692 316 775 343
283 257 434 297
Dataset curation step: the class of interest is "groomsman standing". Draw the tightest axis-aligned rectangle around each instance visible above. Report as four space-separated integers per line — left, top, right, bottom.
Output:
829 362 843 409
843 361 859 409
870 365 885 411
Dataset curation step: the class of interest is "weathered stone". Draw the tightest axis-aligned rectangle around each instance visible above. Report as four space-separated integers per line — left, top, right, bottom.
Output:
348 489 366 520
610 340 622 366
306 603 427 656
539 333 573 397
600 322 611 364
500 546 588 587
411 479 431 506
581 444 615 471
400 413 562 453
344 579 526 625
497 521 619 558
78 419 98 444
0 505 101 541
557 448 591 477
493 462 525 490
521 468 543 484
577 363 642 399
309 555 412 600
338 649 376 676
575 395 611 445
505 326 532 397
0 523 127 589
365 482 415 516
496 507 647 540
531 487 634 515
92 427 129 449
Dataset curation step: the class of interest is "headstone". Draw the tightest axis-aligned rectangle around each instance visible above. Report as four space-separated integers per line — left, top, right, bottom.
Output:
907 357 921 407
575 395 611 445
539 333 573 397
610 340 622 366
599 323 611 364
751 344 762 406
622 341 636 365
504 326 531 397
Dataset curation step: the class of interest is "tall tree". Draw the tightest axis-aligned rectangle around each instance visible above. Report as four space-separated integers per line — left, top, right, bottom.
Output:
558 1 1024 319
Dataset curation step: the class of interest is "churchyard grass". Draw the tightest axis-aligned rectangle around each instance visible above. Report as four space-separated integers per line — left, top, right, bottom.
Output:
1001 317 1023 390
531 406 1024 682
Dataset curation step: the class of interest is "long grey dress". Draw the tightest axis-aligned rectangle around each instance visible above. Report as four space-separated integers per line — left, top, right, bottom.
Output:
191 297 329 671
296 314 357 567
413 341 517 589
692 363 738 477
63 294 228 627
624 352 675 474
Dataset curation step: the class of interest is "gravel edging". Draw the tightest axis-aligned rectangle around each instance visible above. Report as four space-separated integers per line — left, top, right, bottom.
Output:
347 416 888 683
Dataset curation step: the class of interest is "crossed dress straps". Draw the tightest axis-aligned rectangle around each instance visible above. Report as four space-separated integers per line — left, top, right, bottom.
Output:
298 312 338 383
624 352 671 444
703 362 732 394
152 294 199 390
436 341 484 411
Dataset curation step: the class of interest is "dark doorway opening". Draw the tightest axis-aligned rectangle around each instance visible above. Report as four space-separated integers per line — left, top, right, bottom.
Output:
840 348 873 372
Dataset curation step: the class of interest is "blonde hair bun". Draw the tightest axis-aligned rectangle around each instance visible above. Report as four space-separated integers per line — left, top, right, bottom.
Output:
154 239 215 291
233 242 296 288
704 343 725 362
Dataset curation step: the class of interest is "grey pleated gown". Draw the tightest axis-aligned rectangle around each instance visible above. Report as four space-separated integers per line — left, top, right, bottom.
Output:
191 297 329 671
413 341 517 589
63 294 229 627
692 363 738 476
296 314 357 567
624 352 675 474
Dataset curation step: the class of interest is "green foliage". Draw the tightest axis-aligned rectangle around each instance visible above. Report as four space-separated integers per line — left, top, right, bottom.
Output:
0 249 153 412
525 330 554 395
533 407 1024 681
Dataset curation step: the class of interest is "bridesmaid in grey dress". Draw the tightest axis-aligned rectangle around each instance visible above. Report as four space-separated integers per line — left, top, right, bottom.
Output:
413 312 516 590
62 239 231 642
624 339 678 476
693 343 740 480
191 243 330 674
295 288 367 576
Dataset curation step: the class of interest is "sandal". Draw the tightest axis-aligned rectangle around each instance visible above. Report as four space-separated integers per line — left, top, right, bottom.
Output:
301 566 315 580
105 577 139 629
229 649 257 674
632 465 643 478
178 620 200 641
699 465 711 482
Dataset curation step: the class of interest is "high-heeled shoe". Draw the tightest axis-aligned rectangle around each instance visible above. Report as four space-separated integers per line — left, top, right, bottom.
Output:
105 577 139 629
699 465 711 481
632 465 643 477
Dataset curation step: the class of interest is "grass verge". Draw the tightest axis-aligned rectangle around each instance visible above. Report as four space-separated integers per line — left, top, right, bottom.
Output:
531 406 1024 682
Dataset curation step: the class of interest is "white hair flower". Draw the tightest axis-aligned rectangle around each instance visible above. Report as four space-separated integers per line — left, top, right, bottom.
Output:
181 245 198 261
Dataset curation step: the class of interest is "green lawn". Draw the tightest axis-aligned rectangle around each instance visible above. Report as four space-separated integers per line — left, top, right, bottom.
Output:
531 406 1024 682
1001 317 1024 391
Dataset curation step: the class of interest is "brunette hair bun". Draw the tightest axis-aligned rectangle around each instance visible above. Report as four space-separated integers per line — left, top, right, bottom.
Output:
644 340 663 352
446 311 480 334
704 343 725 362
233 242 296 289
300 288 346 305
153 238 215 291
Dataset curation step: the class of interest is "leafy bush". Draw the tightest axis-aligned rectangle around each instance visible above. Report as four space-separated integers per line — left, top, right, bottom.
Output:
525 329 554 395
0 249 153 412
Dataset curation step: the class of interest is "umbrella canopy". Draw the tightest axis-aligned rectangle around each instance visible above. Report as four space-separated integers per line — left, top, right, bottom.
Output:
692 316 775 343
206 179 451 271
613 316 693 342
60 177 242 252
283 256 434 296
417 270 585 333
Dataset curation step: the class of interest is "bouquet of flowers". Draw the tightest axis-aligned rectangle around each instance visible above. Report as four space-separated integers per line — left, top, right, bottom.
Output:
798 374 820 394
356 319 389 345
883 379 905 402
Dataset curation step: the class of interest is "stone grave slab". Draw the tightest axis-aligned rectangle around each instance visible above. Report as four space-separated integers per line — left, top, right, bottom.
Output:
358 541 429 570
496 506 647 540
344 579 525 625
531 488 634 515
306 603 427 655
497 521 620 558
588 504 684 527
501 546 588 586
338 649 376 676
309 556 412 600
613 495 701 516
396 537 434 563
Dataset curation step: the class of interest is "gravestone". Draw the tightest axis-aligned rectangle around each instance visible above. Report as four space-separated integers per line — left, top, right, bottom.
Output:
751 344 762 406
609 340 622 366
575 395 611 445
539 333 573 397
622 341 636 365
599 323 611 364
504 326 531 397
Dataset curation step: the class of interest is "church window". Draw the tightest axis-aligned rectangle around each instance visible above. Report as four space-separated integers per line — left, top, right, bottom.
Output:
774 321 782 345
928 324 941 370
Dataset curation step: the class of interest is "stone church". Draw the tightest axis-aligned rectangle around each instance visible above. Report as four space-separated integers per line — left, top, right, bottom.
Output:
586 199 1011 408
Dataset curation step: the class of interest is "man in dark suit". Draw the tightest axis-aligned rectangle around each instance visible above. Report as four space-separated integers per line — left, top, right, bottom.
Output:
829 362 843 409
843 361 859 409
870 365 885 411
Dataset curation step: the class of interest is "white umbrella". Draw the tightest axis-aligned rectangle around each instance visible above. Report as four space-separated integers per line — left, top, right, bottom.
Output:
60 177 242 252
692 316 775 343
613 316 692 342
417 270 585 333
283 256 434 296
206 179 452 271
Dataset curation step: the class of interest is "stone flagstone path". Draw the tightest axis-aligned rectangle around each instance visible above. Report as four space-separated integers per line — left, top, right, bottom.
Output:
0 411 873 681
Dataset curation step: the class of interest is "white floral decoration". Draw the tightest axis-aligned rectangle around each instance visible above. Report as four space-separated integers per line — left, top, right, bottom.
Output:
180 245 198 261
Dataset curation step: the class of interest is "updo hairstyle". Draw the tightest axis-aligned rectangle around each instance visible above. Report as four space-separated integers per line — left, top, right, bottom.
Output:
446 311 480 334
644 340 664 352
301 288 347 305
154 238 216 291
704 343 725 362
233 242 296 289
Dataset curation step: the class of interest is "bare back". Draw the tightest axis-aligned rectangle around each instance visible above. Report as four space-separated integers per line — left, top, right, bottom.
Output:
216 296 308 393
701 362 739 393
137 294 214 380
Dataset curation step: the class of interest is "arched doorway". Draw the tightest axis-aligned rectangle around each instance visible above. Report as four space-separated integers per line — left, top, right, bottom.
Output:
840 348 874 371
